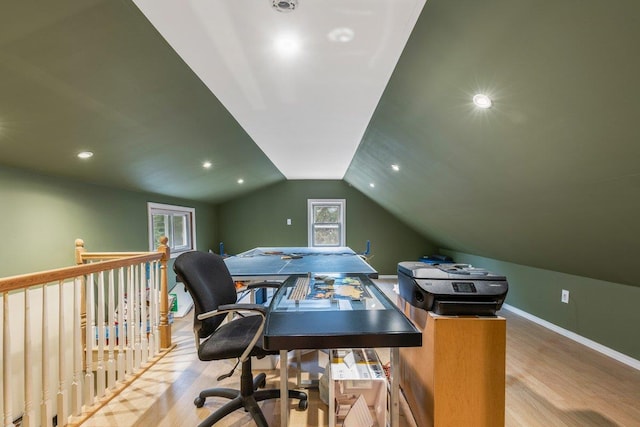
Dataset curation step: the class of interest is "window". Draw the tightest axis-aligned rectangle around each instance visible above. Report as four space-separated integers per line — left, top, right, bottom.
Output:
308 199 346 247
148 202 196 257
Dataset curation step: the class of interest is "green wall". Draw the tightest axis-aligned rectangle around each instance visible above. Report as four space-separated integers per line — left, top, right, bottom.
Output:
3 163 638 361
218 180 435 275
0 165 218 283
443 250 640 360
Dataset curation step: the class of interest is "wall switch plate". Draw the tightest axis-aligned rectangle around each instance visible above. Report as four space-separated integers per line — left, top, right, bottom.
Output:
561 289 570 304
286 218 292 225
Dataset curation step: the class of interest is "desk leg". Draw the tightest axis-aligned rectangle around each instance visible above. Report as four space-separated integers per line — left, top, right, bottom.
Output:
280 350 289 427
329 354 335 427
296 350 302 387
390 347 399 427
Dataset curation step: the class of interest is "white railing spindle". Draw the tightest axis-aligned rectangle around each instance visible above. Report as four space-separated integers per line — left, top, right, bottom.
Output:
41 285 52 427
71 277 82 417
3 292 12 427
117 267 125 382
140 263 148 366
125 266 134 375
23 288 33 427
133 264 141 370
96 272 106 397
107 269 116 389
84 273 95 408
153 261 160 355
57 280 66 426
148 261 157 359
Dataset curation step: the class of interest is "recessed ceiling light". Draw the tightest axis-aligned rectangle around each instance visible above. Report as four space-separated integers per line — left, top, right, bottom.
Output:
202 161 212 169
473 94 492 109
369 183 375 188
391 164 400 172
237 178 244 184
328 27 355 43
77 151 93 159
274 34 301 56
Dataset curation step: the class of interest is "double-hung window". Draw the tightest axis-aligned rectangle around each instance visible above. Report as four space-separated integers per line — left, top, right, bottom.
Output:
148 202 196 257
308 199 346 247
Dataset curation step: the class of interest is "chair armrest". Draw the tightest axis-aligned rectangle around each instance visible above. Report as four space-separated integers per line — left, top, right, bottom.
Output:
220 303 267 314
197 304 266 321
246 281 283 290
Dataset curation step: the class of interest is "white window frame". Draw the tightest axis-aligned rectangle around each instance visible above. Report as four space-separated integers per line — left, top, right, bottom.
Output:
307 199 346 247
147 202 196 258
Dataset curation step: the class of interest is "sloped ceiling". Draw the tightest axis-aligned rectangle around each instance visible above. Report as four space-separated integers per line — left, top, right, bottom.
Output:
1 1 640 286
345 0 640 286
0 1 284 201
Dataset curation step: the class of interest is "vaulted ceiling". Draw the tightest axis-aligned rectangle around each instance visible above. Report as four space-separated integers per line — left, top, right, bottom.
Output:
132 0 425 179
2 1 640 286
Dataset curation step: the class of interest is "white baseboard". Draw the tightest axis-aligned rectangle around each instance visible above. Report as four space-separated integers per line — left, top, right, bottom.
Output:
502 304 640 371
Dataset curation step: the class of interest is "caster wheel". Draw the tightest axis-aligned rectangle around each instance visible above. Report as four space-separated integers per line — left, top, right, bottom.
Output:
258 378 266 389
194 396 205 408
298 399 308 410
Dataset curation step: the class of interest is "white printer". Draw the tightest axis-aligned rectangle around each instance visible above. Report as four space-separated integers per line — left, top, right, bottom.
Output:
397 261 508 316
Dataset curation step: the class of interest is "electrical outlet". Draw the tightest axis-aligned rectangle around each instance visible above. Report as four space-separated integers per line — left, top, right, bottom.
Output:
561 289 570 304
286 218 292 225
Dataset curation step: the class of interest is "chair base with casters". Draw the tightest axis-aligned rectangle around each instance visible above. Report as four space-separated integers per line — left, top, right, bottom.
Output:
194 358 308 427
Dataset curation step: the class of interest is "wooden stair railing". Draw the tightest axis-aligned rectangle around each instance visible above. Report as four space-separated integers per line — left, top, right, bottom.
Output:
75 236 172 351
0 237 172 427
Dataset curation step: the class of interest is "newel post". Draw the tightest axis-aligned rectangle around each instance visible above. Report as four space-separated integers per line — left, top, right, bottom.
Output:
157 236 171 349
74 238 86 265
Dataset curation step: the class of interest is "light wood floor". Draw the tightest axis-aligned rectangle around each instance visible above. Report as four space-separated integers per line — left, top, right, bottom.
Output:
81 281 640 427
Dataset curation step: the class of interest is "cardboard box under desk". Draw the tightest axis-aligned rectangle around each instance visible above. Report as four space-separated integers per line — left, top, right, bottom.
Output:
329 349 387 427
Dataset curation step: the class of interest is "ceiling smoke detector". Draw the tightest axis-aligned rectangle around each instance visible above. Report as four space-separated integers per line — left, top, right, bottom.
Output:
272 0 297 13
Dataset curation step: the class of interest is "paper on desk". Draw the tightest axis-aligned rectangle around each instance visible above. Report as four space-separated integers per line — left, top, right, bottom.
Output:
343 350 355 369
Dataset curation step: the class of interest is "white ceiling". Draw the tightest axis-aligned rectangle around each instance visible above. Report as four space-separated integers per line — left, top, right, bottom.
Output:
132 0 426 179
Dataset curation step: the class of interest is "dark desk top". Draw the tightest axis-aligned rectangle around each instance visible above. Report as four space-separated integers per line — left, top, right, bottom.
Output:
263 274 421 350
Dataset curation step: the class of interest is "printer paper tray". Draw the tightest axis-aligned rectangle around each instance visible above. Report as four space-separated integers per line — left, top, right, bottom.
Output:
433 300 499 316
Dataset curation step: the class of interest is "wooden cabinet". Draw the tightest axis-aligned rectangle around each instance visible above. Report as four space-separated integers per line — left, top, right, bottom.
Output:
399 302 506 427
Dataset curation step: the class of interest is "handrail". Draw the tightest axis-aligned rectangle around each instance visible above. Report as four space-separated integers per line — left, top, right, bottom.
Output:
79 252 154 260
0 253 162 293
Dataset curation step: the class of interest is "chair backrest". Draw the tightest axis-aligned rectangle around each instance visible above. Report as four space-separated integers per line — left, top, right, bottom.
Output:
174 251 238 339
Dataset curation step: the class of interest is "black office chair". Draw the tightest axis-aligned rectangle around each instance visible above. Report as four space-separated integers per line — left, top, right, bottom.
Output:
174 251 308 427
